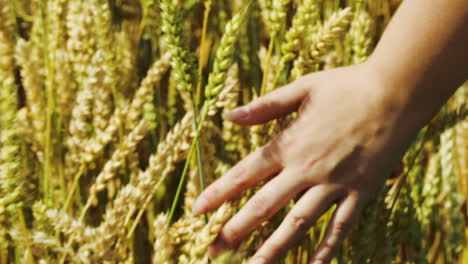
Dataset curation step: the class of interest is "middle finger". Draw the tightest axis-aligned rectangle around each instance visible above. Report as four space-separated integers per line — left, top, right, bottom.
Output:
211 168 307 252
249 184 343 263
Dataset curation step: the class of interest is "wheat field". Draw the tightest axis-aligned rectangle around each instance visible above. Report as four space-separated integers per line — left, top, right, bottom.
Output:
0 0 467 263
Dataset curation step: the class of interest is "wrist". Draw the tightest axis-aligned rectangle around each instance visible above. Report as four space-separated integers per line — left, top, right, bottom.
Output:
361 59 436 135
366 47 462 132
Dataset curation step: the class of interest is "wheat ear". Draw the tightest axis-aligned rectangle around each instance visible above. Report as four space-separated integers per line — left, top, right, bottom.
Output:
292 8 353 77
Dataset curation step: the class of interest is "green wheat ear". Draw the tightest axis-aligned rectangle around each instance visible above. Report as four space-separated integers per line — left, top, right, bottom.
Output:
0 0 21 204
204 9 247 103
160 0 195 93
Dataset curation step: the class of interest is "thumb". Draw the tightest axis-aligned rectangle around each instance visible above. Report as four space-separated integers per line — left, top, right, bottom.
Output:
224 81 307 126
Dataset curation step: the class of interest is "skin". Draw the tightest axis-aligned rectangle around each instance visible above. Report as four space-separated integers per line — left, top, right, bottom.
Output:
193 0 468 263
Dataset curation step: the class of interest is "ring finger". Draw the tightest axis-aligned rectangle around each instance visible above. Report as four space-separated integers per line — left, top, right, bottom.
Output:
210 168 308 253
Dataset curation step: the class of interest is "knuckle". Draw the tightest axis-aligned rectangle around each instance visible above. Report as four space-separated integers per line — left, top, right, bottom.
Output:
230 166 249 189
298 152 328 177
333 220 349 236
303 156 320 171
261 142 281 165
275 130 296 149
250 97 271 112
230 162 246 177
205 184 222 202
259 97 275 109
288 215 309 232
323 238 335 251
250 195 272 220
302 151 327 172
232 174 250 190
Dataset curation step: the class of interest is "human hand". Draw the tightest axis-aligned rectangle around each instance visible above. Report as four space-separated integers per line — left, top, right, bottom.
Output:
193 62 424 264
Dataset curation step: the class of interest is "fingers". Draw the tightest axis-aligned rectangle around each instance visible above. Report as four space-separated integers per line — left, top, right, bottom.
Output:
224 81 308 126
210 169 307 254
193 142 283 214
309 195 360 264
249 185 343 264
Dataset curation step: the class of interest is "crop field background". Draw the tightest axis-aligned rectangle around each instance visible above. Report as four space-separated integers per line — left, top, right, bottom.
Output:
0 0 467 263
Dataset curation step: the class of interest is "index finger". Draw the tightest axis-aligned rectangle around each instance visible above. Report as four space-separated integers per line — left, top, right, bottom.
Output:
193 141 283 214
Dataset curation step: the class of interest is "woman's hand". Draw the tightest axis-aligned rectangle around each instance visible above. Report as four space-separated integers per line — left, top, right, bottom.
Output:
192 0 468 261
193 62 421 264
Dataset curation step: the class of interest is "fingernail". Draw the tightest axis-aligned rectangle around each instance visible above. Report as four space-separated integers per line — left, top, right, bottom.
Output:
192 197 208 214
250 257 266 264
223 106 249 121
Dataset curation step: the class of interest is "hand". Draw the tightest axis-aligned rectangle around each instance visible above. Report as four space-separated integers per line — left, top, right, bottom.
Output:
193 62 422 264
